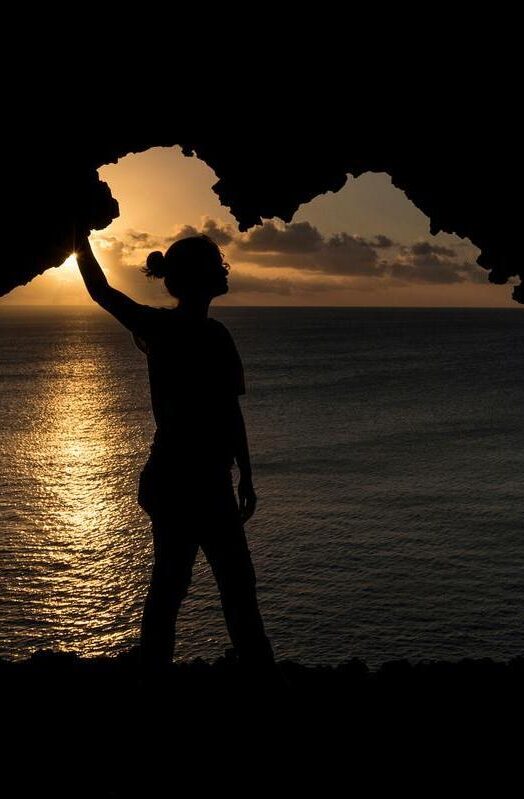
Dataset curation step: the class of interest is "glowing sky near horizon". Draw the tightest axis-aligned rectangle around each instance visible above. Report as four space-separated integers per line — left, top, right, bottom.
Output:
2 146 517 307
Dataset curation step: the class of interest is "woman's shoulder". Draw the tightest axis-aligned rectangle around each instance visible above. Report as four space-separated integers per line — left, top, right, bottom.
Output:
208 317 233 332
208 318 237 342
137 306 181 343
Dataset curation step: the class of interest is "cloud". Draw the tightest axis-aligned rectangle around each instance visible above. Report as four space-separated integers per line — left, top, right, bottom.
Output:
125 231 165 250
389 258 485 285
93 222 486 296
235 224 384 277
369 235 395 249
408 241 457 258
318 233 383 276
229 272 351 296
389 261 464 284
383 239 486 285
168 217 235 248
236 221 323 253
92 236 126 269
459 262 489 284
229 273 293 295
199 218 235 246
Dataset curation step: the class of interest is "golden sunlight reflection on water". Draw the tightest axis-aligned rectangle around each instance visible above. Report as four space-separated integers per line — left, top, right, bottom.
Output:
3 315 155 658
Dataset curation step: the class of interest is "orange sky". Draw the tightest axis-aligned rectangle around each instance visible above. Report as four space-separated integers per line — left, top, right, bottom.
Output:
2 146 518 307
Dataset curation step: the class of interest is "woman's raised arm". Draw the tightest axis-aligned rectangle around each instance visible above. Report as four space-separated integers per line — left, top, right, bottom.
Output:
75 234 110 300
75 234 156 337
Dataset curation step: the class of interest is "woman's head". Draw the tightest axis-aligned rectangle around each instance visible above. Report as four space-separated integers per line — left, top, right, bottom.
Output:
142 235 229 300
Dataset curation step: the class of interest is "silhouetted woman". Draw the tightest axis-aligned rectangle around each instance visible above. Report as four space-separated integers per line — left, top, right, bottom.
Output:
75 233 274 674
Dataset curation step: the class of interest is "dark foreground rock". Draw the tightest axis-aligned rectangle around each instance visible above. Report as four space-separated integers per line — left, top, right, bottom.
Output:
1 646 523 695
1 649 522 796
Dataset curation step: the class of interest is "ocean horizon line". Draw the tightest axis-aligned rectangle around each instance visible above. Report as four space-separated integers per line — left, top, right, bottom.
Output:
1 304 522 311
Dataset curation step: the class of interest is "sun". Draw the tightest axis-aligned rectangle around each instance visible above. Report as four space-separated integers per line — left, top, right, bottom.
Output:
54 253 81 285
62 253 78 270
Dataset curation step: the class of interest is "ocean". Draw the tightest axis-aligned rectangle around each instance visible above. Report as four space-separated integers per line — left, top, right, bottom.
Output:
0 306 522 666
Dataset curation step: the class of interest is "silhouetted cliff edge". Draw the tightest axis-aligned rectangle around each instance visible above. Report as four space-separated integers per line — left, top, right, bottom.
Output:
2 649 521 795
1 647 522 693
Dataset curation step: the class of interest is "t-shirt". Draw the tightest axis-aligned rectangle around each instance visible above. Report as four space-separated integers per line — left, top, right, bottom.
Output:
128 306 245 470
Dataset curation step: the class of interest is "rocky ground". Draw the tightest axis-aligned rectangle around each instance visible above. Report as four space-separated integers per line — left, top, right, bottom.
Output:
1 649 521 796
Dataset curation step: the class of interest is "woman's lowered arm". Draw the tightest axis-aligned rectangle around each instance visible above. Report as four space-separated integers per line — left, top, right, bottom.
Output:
232 396 257 522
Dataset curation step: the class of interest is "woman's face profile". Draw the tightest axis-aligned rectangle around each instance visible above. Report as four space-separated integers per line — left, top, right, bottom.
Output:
202 256 229 299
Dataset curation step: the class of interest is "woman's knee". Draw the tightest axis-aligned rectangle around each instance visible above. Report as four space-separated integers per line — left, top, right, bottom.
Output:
149 559 193 601
214 556 258 600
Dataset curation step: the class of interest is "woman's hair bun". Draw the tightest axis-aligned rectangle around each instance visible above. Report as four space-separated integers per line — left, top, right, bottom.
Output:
144 250 166 278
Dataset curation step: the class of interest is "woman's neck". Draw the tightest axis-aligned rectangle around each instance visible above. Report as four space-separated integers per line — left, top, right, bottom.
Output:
175 297 211 321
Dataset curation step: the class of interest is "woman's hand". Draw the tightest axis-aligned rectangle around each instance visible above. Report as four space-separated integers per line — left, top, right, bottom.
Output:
74 229 91 255
238 473 257 523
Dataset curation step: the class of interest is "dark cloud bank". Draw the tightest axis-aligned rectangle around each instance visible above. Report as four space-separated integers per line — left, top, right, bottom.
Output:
112 219 488 296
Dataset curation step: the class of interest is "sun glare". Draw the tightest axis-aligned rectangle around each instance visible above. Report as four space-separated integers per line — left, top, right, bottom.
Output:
55 254 82 286
63 253 78 271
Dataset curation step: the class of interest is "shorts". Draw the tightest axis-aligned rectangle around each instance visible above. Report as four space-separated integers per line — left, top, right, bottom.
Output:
137 448 236 520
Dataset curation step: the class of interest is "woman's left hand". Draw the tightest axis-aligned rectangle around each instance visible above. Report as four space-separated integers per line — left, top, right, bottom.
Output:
238 474 257 523
74 230 91 254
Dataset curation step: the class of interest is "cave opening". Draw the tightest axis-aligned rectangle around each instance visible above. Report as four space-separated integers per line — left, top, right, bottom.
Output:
86 144 508 310
2 144 517 308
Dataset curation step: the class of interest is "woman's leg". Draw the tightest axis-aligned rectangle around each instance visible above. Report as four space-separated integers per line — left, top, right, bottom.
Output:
200 481 274 668
139 510 199 673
